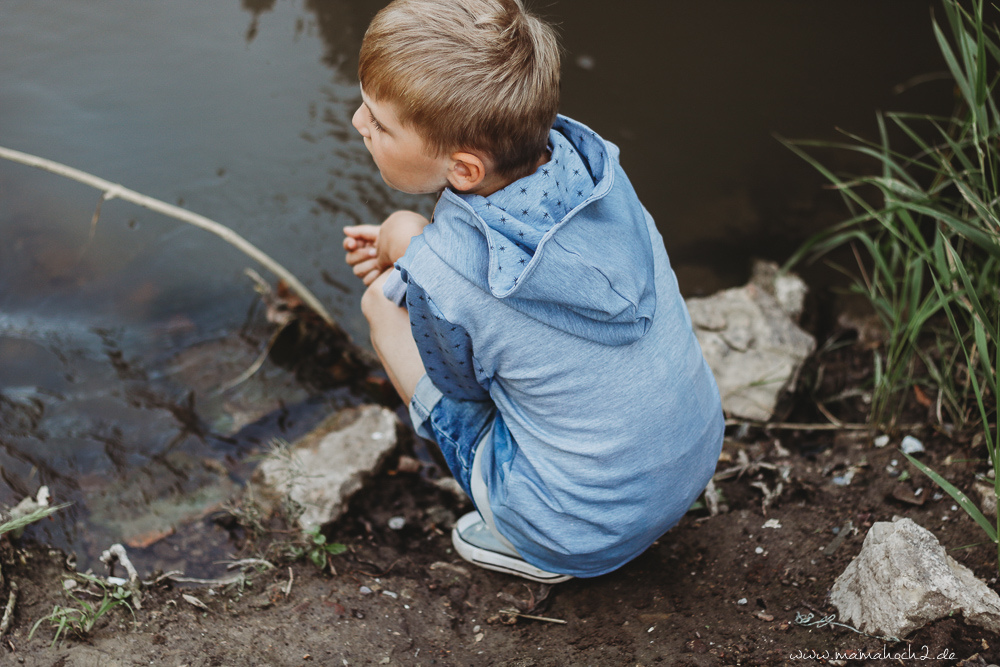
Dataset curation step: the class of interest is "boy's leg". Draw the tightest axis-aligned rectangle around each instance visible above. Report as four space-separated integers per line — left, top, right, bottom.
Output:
361 269 425 404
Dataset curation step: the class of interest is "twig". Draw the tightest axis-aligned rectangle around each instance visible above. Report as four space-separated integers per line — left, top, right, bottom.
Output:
284 567 294 596
0 145 333 327
0 582 17 638
157 573 246 587
725 419 871 431
220 558 276 571
498 608 566 624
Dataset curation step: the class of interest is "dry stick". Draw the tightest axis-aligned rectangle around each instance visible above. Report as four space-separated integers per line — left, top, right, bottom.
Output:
724 419 870 431
0 582 16 638
0 145 333 327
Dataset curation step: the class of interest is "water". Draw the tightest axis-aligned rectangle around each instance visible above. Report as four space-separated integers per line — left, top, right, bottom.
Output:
0 0 947 573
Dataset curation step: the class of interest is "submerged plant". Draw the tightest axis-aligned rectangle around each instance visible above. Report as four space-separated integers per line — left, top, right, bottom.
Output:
784 0 1000 565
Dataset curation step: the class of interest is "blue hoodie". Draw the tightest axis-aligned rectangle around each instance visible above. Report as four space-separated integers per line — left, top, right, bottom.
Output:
395 115 724 577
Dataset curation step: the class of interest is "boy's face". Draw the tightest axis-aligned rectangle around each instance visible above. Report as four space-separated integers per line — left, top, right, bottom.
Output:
352 90 452 195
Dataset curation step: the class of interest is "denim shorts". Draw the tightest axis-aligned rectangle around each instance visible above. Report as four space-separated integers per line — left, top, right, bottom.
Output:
409 374 497 498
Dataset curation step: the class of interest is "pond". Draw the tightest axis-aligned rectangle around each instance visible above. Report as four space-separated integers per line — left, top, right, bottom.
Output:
0 0 947 575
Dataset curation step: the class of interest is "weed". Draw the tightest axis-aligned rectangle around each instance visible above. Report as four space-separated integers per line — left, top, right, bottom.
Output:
288 526 347 573
0 503 68 540
28 573 136 647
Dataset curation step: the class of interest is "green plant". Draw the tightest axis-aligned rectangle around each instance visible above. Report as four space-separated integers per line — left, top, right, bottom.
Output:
288 526 347 573
28 574 136 647
783 0 1000 566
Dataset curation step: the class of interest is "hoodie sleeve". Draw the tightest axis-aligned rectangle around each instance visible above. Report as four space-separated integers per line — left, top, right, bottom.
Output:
403 276 491 402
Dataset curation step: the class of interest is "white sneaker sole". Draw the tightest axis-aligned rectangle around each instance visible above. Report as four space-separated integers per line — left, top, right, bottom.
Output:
451 517 573 584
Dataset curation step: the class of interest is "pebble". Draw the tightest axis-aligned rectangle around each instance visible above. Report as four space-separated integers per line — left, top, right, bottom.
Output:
388 516 406 530
359 586 373 595
874 434 890 448
737 597 748 605
382 590 398 599
763 519 782 529
901 435 925 455
755 546 764 555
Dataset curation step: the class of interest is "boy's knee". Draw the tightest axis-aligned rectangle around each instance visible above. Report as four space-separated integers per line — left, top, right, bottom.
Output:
383 210 427 227
360 271 393 324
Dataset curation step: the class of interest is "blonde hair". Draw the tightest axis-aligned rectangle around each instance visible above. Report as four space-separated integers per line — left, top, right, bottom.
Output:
359 0 560 180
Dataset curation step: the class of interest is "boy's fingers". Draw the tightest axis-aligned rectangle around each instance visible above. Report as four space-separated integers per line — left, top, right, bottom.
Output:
362 268 382 286
352 257 380 279
345 247 378 266
343 224 380 241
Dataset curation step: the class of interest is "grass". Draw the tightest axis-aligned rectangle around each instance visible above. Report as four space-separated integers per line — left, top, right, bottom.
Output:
28 573 136 647
783 0 1000 567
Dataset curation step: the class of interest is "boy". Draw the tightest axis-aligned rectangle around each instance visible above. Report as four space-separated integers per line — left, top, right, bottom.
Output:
344 0 723 582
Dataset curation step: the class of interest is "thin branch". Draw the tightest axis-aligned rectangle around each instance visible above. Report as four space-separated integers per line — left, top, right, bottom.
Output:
0 145 333 326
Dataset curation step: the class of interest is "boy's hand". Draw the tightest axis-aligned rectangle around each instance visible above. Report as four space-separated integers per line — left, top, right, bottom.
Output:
344 212 430 286
343 224 386 285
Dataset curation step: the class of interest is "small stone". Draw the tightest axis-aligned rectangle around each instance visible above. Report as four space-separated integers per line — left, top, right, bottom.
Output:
900 435 925 455
763 519 782 529
382 590 398 599
874 434 890 448
475 632 484 642
388 516 406 530
359 586 373 595
737 597 748 605
755 547 764 555
62 579 77 591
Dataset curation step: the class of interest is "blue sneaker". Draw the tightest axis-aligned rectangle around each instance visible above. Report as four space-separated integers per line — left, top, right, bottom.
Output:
451 512 573 584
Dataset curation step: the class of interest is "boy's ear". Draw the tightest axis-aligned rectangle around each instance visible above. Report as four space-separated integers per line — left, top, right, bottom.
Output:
446 151 488 192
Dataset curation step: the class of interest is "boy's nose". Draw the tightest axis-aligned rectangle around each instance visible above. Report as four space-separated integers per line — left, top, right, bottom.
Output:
351 104 369 138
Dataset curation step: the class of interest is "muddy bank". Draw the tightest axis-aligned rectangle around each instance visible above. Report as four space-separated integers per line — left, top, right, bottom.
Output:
5 337 1000 666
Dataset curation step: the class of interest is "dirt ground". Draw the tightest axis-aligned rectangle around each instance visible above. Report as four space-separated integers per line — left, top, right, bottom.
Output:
4 323 1000 666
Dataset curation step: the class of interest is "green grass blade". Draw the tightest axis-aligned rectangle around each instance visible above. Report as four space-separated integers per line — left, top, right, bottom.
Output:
903 450 997 542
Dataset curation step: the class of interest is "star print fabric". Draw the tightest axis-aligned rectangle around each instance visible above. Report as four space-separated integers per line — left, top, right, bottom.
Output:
400 279 490 402
456 131 593 293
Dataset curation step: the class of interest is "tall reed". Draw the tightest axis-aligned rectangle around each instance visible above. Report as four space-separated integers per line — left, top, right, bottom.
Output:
784 0 1000 565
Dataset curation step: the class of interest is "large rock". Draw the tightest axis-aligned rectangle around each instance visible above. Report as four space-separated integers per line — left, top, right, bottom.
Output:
254 404 399 530
830 517 1000 638
685 260 815 421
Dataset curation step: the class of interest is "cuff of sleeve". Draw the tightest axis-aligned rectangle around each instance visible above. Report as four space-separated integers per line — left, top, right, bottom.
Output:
381 267 407 307
408 373 443 441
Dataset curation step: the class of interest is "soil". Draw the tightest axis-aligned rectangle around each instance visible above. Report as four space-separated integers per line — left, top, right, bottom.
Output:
4 320 1000 666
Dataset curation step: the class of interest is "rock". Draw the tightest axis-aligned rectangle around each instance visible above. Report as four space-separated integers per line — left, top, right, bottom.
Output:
685 260 816 421
254 405 399 530
975 482 997 519
829 517 1000 638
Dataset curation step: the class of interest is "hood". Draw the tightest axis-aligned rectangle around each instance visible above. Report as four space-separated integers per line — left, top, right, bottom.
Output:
424 115 657 346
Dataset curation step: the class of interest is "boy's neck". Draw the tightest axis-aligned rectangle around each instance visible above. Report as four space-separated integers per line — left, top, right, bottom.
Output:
461 150 551 198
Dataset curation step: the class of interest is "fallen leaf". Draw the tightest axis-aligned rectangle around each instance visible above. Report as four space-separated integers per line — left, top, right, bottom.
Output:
182 594 209 610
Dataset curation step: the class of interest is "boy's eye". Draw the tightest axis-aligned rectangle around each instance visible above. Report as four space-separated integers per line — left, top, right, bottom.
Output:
369 111 385 132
